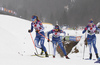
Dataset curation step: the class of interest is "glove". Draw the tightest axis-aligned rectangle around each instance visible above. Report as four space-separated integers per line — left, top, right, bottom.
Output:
28 30 31 33
88 30 90 33
63 37 66 41
36 30 40 33
47 39 50 42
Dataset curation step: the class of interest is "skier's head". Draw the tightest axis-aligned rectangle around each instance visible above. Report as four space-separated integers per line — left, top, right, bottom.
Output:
89 18 94 27
54 25 59 32
32 15 39 23
89 18 93 23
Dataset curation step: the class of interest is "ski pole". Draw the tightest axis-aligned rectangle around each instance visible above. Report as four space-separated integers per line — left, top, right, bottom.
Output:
38 32 51 41
83 33 86 59
48 42 50 55
30 33 38 54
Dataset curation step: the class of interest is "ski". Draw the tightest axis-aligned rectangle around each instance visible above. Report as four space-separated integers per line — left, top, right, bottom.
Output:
31 54 52 56
84 58 96 60
31 54 41 56
94 58 100 63
94 60 100 63
31 53 53 58
34 52 45 58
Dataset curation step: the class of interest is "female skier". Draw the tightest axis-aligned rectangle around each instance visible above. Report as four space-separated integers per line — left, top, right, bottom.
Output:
47 25 69 59
28 15 49 57
82 19 100 60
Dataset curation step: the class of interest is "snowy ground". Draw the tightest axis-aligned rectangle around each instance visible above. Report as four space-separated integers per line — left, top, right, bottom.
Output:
0 14 100 65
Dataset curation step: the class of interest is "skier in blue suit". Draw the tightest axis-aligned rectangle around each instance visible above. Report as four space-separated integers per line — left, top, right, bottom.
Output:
28 15 49 57
82 19 100 60
47 25 69 59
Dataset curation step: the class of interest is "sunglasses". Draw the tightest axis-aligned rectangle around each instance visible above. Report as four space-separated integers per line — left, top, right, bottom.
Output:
32 18 37 21
32 19 35 21
55 29 58 31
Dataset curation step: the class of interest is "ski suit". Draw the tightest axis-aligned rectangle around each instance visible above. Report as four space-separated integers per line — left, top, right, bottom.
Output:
47 29 67 56
30 21 47 52
82 24 99 54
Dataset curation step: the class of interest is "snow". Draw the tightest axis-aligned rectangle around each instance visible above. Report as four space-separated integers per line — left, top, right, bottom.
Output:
0 14 100 65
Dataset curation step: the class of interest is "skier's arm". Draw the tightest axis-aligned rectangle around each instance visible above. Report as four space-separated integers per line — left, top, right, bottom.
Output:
96 26 100 33
82 26 88 34
39 22 44 32
47 30 53 39
30 23 34 32
61 30 66 37
96 26 99 30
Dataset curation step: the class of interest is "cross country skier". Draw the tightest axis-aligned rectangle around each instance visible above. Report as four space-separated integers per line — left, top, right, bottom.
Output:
82 19 100 60
28 15 49 57
47 25 69 59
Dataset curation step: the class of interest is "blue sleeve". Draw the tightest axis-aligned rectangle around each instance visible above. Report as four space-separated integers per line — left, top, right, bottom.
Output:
60 30 66 37
96 26 100 32
96 26 99 30
82 30 86 34
47 30 53 39
31 23 34 32
82 25 88 34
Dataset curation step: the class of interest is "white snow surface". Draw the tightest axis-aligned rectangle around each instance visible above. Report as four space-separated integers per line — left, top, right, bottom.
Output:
0 14 100 65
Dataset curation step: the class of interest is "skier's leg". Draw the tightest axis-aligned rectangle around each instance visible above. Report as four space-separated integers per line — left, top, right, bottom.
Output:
52 41 57 58
87 38 92 59
39 32 47 52
40 37 49 57
40 47 44 55
34 37 41 48
58 40 66 55
58 40 69 59
88 43 92 55
40 37 46 52
92 37 99 59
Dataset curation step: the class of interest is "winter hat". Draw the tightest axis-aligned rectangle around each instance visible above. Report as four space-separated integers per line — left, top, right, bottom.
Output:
89 19 93 23
55 25 59 29
32 15 37 21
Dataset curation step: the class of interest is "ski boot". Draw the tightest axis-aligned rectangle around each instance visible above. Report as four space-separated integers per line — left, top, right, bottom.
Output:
53 55 55 58
89 53 92 60
65 55 70 59
40 48 44 55
96 53 100 60
45 52 49 57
